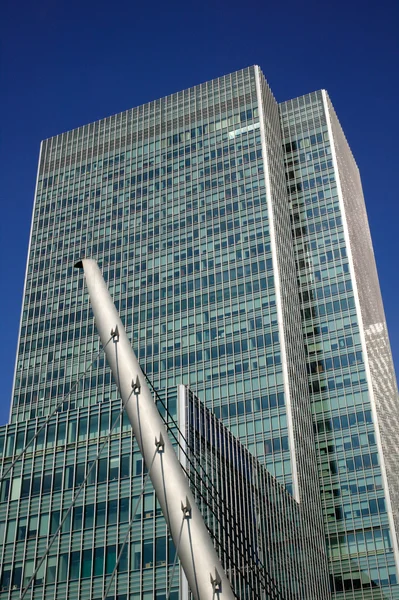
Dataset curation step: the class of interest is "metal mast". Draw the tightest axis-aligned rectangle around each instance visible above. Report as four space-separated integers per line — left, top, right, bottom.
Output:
75 259 234 600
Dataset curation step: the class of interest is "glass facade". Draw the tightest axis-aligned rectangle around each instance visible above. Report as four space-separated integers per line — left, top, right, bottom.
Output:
179 384 327 598
280 91 399 597
0 65 398 599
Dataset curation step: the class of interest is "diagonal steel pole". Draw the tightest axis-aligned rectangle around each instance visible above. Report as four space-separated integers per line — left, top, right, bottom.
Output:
75 259 234 600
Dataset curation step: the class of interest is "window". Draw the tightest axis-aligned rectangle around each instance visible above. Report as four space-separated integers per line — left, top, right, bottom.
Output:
118 544 128 572
143 540 153 568
0 479 10 502
6 519 16 543
156 537 167 565
81 549 92 578
64 465 74 489
12 564 23 589
20 477 30 498
96 501 106 527
61 509 71 533
135 457 143 476
72 506 83 530
94 547 104 576
89 413 98 438
43 471 52 493
53 469 63 490
84 504 94 529
132 494 142 520
108 499 118 525
78 417 87 441
11 477 21 500
69 551 80 580
120 497 129 522
0 567 11 591
46 557 57 583
98 458 107 482
143 493 153 518
75 463 85 486
17 517 27 540
109 456 119 480
58 554 68 582
100 413 109 436
23 560 34 586
68 420 76 443
57 421 66 445
132 542 141 570
50 511 60 535
87 460 97 485
47 424 56 447
105 546 116 574
28 515 38 538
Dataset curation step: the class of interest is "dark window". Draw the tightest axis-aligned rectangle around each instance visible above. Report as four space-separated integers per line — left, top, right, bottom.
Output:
0 568 11 591
105 546 116 574
96 502 106 527
120 455 130 478
12 565 22 589
69 551 80 580
98 458 107 482
17 518 27 540
94 548 104 576
81 549 92 578
143 541 153 568
156 537 167 565
84 504 94 529
50 511 60 535
108 500 118 525
72 506 83 530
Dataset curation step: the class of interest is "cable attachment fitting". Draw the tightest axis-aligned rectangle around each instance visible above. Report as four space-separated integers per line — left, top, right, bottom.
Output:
210 568 222 593
181 497 192 519
110 326 119 341
155 433 165 453
131 375 141 394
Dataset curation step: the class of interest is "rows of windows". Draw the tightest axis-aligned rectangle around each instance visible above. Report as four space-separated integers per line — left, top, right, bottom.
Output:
301 295 356 323
333 497 386 522
21 253 273 336
38 106 259 190
0 453 136 503
37 136 262 210
284 131 328 154
319 431 376 455
280 92 399 596
16 274 276 365
0 411 128 459
326 452 379 477
307 350 363 375
300 276 353 306
315 408 373 434
331 564 397 592
1 494 159 547
23 239 272 329
0 537 176 590
37 139 262 220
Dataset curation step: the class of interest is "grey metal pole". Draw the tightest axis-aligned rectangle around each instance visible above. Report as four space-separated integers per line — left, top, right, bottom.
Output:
75 259 234 600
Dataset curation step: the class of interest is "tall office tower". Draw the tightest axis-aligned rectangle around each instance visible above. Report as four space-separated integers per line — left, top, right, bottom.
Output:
280 92 399 596
0 65 397 599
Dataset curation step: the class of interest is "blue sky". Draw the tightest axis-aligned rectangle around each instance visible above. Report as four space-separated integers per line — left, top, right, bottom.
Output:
1 0 398 426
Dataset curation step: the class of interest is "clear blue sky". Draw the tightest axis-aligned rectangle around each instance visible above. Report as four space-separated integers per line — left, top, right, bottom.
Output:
1 0 398 426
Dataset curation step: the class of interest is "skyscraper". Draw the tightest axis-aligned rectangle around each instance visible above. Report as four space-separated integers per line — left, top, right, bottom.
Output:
280 91 399 595
0 65 398 599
